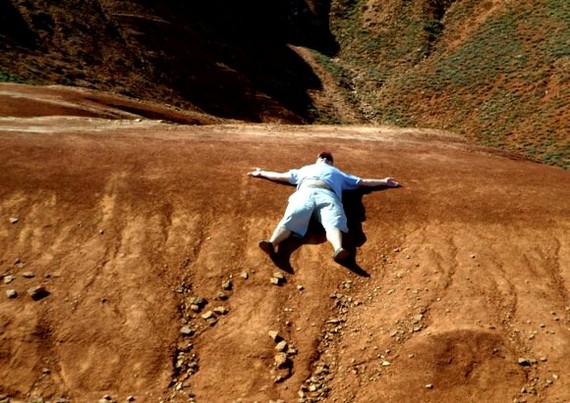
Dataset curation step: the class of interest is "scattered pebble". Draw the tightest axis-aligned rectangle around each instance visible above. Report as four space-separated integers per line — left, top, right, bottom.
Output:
275 340 288 352
268 330 281 341
180 326 194 336
3 275 15 284
213 306 229 315
27 285 49 301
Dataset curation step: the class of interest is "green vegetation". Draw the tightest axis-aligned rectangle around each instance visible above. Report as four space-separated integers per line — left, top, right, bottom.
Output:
324 0 569 169
0 68 25 83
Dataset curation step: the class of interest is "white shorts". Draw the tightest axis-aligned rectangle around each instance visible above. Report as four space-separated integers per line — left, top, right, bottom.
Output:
278 187 348 237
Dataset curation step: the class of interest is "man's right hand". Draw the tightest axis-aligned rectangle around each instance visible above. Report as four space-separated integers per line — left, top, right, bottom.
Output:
248 168 263 177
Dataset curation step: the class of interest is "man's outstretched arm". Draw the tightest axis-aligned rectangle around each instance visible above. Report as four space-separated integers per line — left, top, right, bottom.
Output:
358 177 401 188
248 168 292 183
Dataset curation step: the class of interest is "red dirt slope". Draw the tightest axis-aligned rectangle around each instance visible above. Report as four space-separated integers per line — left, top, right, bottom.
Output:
0 86 569 402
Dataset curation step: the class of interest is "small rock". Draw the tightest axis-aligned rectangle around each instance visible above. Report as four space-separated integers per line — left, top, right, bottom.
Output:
274 352 290 368
127 397 135 402
222 279 232 290
268 330 282 342
217 291 228 300
9 216 19 224
22 271 35 278
180 326 194 336
190 296 206 306
518 358 534 366
382 360 391 367
6 289 17 298
213 306 229 315
270 277 281 285
27 285 49 301
240 272 249 279
425 384 434 389
275 340 288 352
201 311 215 320
273 272 284 280
3 275 15 284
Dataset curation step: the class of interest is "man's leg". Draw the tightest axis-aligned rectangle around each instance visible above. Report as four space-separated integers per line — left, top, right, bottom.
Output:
313 191 350 263
259 225 291 255
269 225 291 247
325 228 343 251
326 228 350 263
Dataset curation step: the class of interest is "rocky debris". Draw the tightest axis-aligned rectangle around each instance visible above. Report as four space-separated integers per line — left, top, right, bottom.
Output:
170 270 237 401
13 258 25 269
518 373 558 398
518 357 536 367
268 330 282 342
174 343 199 382
6 289 17 298
189 296 207 313
213 306 229 315
268 330 297 383
27 285 50 301
221 279 232 291
275 340 288 352
270 272 285 286
3 275 15 284
274 352 290 368
180 326 194 337
201 310 217 326
299 369 331 400
298 280 373 401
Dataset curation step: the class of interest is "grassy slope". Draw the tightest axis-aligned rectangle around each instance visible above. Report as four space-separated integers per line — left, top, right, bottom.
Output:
323 0 569 169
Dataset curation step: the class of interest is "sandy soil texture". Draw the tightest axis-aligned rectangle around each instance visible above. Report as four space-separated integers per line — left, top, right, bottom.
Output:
0 84 569 402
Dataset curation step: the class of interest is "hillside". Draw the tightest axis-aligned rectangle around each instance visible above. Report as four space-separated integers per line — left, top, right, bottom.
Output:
1 0 568 168
326 0 569 168
0 1 570 401
0 88 569 402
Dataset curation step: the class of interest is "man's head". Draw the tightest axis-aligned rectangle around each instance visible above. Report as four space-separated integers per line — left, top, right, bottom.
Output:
317 151 334 165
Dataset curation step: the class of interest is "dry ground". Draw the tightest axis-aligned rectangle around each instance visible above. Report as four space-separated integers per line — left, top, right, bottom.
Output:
0 84 569 402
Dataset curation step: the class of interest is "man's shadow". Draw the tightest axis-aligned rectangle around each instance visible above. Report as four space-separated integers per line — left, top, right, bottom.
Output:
271 186 395 277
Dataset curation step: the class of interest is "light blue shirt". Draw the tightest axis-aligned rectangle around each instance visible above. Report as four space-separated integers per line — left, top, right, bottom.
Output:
288 163 362 200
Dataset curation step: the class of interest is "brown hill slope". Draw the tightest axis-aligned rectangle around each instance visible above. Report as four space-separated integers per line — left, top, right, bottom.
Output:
0 90 569 402
0 0 338 123
1 0 567 168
